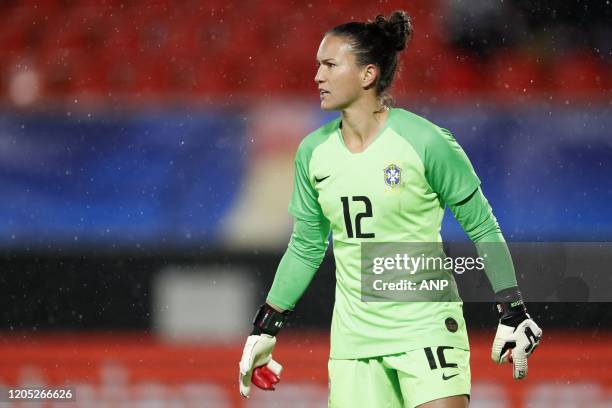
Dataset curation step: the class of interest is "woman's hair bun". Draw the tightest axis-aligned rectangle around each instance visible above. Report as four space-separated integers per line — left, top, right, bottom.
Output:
373 10 413 52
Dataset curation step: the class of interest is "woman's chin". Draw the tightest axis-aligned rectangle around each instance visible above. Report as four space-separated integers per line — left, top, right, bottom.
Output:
320 100 336 111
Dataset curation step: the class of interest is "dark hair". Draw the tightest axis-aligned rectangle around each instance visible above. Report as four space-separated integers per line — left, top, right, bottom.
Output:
327 10 413 109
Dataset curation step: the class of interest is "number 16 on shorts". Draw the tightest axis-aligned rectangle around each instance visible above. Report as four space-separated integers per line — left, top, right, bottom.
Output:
423 346 470 383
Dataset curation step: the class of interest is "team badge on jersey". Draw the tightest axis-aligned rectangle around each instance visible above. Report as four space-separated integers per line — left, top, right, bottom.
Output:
384 164 402 188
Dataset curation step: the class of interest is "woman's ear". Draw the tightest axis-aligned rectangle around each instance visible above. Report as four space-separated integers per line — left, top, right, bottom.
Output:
361 64 378 89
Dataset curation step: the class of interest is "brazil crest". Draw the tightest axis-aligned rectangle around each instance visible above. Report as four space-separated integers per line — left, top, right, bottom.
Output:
384 164 402 188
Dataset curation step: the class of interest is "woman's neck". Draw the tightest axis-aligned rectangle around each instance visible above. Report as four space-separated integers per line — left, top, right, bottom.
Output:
340 100 389 152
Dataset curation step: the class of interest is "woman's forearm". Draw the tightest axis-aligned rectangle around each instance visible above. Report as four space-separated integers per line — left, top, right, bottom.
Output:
449 188 518 293
266 217 330 310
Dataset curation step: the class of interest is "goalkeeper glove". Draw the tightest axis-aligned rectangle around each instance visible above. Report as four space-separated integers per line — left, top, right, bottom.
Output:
239 303 290 398
491 288 542 379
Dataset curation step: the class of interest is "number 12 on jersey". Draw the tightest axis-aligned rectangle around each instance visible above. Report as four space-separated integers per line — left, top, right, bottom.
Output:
340 196 375 239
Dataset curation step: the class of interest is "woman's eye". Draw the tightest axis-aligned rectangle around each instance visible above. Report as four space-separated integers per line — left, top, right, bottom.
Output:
316 62 334 69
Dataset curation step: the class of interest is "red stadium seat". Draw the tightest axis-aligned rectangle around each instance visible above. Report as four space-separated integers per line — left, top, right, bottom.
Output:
0 0 606 103
71 51 110 96
193 52 244 97
40 48 79 98
434 51 481 99
488 51 548 100
133 55 171 94
553 52 606 99
103 16 139 54
0 22 27 54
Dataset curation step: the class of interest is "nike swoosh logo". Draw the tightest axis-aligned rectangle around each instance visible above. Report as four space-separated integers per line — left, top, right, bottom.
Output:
314 175 330 183
442 373 459 381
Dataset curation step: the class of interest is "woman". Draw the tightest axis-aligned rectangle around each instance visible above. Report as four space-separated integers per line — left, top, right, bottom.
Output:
239 10 542 408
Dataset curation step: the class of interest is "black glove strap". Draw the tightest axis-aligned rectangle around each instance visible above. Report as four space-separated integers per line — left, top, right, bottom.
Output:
495 287 530 327
251 303 291 336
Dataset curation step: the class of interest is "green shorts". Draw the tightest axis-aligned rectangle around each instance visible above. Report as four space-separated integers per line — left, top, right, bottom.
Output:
328 346 470 408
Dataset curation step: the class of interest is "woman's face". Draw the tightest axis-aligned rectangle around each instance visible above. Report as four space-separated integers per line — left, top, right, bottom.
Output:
315 35 366 111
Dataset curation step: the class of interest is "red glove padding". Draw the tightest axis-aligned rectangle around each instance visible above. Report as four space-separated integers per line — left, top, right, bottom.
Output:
252 364 281 390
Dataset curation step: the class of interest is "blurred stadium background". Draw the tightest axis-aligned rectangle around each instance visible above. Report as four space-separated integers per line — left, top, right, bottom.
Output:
0 0 611 406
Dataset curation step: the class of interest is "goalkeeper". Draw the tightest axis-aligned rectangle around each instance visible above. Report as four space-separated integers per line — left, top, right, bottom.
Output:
239 10 542 408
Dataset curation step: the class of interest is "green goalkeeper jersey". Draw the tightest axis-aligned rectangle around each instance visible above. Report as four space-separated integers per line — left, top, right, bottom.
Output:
288 108 481 359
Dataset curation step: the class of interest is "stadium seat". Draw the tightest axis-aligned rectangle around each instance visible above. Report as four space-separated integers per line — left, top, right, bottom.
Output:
553 52 606 99
488 51 547 100
0 0 607 103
